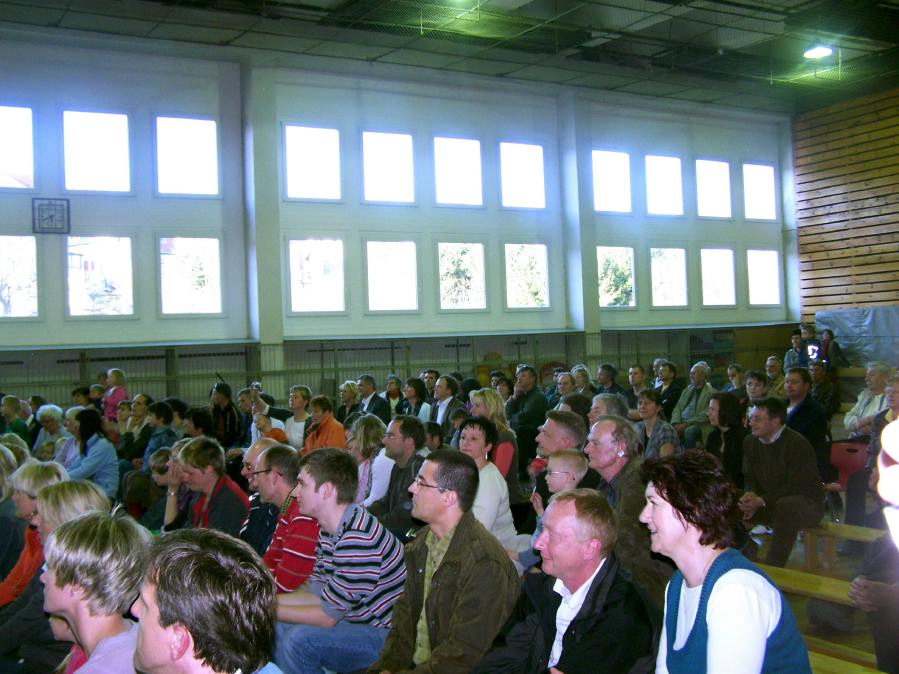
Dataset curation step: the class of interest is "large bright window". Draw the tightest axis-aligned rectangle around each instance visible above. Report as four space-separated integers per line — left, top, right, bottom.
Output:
285 126 341 200
500 142 545 209
438 243 486 309
159 237 222 314
504 243 549 308
650 247 687 306
362 132 414 203
0 236 38 317
596 246 635 307
700 248 736 305
743 163 777 220
592 151 631 212
747 249 781 304
63 111 130 192
0 106 34 189
156 117 218 195
289 239 345 312
645 155 683 215
67 237 133 316
696 159 731 218
434 137 482 206
367 241 417 311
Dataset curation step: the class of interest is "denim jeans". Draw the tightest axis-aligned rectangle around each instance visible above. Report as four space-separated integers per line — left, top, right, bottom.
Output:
274 620 388 674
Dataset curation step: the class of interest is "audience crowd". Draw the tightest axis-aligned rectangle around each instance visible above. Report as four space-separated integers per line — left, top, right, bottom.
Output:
0 324 897 674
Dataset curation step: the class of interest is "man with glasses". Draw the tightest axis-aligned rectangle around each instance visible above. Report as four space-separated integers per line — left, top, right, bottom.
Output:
370 449 519 674
368 415 428 541
740 397 823 567
239 437 281 556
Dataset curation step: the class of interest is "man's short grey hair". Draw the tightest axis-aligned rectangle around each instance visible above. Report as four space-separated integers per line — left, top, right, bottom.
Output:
868 361 895 378
594 415 640 457
592 393 629 419
36 404 64 422
65 406 84 422
691 362 711 378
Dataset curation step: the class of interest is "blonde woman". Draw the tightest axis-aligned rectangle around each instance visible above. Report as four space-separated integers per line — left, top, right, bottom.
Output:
469 388 524 503
572 364 597 396
0 432 30 465
348 413 394 506
335 380 362 426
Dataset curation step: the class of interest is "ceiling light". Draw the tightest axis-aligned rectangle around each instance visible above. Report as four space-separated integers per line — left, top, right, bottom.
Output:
804 45 833 59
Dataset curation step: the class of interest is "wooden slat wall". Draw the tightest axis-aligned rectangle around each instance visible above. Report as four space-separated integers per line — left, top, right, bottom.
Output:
793 87 899 323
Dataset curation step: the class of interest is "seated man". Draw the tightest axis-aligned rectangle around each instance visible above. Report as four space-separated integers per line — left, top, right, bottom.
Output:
784 328 810 370
239 437 281 556
275 448 406 674
670 361 716 449
745 369 768 406
765 356 786 399
42 511 151 672
178 437 250 537
595 363 624 395
474 489 658 674
740 397 824 567
255 444 320 592
132 528 282 674
844 361 892 443
370 449 520 673
654 361 683 423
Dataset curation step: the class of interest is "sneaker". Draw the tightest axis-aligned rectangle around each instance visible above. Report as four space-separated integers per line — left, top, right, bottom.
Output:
750 524 773 535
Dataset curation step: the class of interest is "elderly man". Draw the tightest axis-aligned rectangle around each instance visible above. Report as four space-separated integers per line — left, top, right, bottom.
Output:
765 356 786 399
844 361 892 443
132 528 283 674
32 404 70 460
369 415 428 540
275 448 406 674
474 489 658 674
505 366 550 473
587 392 629 427
669 361 716 450
584 416 674 606
238 437 282 556
740 397 824 567
370 450 519 674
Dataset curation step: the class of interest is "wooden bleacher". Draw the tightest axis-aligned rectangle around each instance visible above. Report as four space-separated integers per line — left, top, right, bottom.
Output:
810 651 881 674
805 636 878 669
758 564 853 606
803 523 884 574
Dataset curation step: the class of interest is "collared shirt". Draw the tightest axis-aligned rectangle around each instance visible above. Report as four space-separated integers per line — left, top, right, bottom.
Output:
759 424 787 445
549 557 606 667
361 393 376 412
413 525 457 665
435 397 451 425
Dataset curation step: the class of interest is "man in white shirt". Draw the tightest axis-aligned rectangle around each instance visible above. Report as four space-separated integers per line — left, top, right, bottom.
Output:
845 361 893 442
356 374 391 425
429 376 466 438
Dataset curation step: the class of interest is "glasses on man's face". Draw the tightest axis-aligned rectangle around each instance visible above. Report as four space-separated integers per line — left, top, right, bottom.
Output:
546 470 573 479
252 468 273 477
413 475 445 492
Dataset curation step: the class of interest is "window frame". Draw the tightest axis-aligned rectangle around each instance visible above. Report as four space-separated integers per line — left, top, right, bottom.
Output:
498 140 547 211
61 108 134 196
362 236 421 315
0 104 37 193
648 245 689 309
432 135 486 210
698 246 737 308
64 234 138 320
155 234 226 319
284 233 349 317
434 238 490 314
282 122 344 203
0 233 41 321
501 239 552 312
595 243 638 311
152 113 222 199
360 129 416 206
694 157 733 220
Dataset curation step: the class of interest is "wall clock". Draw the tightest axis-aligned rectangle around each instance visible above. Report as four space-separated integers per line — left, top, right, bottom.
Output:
32 198 70 234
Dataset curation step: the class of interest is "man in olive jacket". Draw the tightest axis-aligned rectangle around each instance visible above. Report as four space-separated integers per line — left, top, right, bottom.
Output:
369 450 519 674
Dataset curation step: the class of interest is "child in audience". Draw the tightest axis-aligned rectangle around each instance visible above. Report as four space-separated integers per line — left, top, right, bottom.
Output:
448 407 470 448
515 449 588 571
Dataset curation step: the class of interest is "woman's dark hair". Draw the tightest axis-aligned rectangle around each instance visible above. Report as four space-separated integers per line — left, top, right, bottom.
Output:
75 407 106 456
460 377 482 402
709 392 743 428
640 450 739 550
404 377 427 402
495 377 514 397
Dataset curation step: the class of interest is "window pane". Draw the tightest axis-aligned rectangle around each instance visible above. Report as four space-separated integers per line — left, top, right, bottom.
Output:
700 248 735 305
645 155 683 215
592 151 631 212
289 239 345 312
363 132 414 203
650 247 687 306
0 236 37 317
500 142 545 208
696 159 731 218
434 137 482 206
159 238 222 314
505 243 549 308
285 126 341 200
747 249 781 304
156 117 218 195
67 237 133 315
367 241 417 310
743 163 777 220
63 111 130 192
438 243 486 309
0 106 34 189
596 246 635 307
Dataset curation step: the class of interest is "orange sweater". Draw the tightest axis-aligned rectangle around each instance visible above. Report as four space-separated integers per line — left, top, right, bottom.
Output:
0 527 42 607
302 414 346 455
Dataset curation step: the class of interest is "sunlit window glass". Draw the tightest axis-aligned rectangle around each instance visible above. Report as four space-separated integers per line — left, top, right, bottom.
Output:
696 159 731 218
645 155 683 215
289 239 345 312
434 137 482 206
500 142 545 209
156 117 219 195
743 163 777 220
650 247 687 306
159 238 222 314
700 248 735 305
367 241 417 310
285 126 341 200
504 243 549 308
67 237 133 315
747 249 781 304
363 132 414 203
0 106 34 189
438 243 486 309
0 236 38 317
596 246 635 307
63 111 130 192
592 151 631 212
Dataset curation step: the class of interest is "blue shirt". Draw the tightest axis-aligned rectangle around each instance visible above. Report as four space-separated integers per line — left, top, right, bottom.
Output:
67 434 119 498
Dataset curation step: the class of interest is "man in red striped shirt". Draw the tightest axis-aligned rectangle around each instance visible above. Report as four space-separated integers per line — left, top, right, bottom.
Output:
256 444 320 592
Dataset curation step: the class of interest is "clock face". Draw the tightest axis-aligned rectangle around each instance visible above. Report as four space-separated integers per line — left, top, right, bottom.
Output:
32 198 70 233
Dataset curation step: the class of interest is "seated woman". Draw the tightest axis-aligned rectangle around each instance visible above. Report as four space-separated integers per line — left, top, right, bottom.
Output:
68 407 119 499
398 377 431 423
469 387 524 505
302 395 346 455
347 414 393 507
42 510 151 673
52 405 84 470
635 389 678 458
639 451 811 674
705 392 747 489
335 380 361 426
0 447 26 580
0 479 110 673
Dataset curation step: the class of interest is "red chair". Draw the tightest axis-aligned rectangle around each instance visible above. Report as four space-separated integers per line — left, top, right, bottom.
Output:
823 441 867 522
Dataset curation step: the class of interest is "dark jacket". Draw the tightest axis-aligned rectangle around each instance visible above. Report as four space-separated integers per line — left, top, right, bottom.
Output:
117 421 153 461
368 453 427 536
0 567 69 672
429 397 468 439
474 552 660 674
336 402 362 426
505 387 549 466
787 396 832 482
742 427 824 517
655 381 684 422
705 425 748 489
370 511 520 674
211 400 242 448
360 394 392 426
